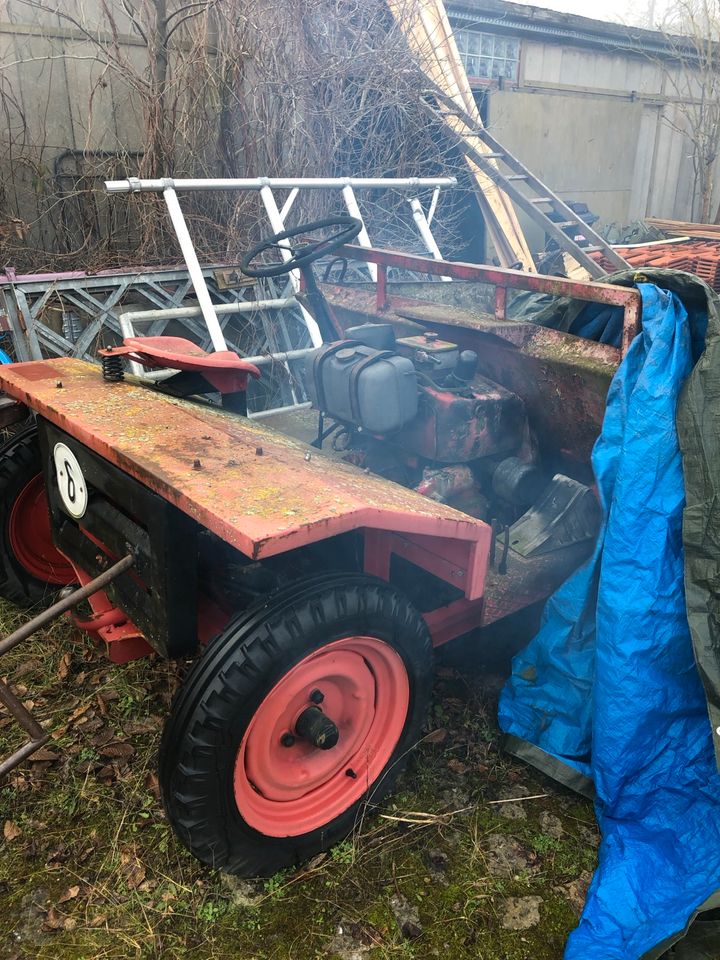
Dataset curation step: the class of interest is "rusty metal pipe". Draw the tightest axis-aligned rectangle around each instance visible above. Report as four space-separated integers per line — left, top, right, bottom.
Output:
0 677 46 741
0 554 134 780
0 553 134 659
0 734 51 780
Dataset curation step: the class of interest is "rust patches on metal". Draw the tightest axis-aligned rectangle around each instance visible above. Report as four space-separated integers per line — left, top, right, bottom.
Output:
336 244 642 356
0 359 489 566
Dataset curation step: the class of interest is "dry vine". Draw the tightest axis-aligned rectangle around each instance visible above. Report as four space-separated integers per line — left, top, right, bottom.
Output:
0 0 466 273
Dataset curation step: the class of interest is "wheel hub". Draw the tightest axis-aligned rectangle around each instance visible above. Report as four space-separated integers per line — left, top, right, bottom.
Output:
294 705 340 750
8 474 75 584
233 636 410 837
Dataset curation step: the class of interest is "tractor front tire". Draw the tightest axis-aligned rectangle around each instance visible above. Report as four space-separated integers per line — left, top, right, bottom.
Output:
159 573 432 877
0 426 75 605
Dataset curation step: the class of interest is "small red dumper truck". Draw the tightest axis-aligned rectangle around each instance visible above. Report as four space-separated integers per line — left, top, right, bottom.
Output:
0 216 640 876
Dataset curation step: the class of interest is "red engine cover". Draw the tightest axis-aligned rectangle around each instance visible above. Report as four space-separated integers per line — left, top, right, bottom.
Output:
397 377 527 463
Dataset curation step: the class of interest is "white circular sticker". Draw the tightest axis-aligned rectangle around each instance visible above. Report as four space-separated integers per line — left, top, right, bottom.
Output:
53 442 88 519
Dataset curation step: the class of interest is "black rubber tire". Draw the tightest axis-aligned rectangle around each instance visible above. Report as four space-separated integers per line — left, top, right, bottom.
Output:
0 425 69 606
159 573 433 877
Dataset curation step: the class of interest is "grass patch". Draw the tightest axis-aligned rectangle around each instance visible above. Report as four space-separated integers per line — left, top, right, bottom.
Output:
0 599 598 959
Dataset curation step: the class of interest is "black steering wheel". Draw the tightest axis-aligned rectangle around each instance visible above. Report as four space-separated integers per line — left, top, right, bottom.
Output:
241 216 363 278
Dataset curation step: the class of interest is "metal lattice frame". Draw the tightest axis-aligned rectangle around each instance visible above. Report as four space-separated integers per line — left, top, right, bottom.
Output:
0 266 310 413
0 266 295 360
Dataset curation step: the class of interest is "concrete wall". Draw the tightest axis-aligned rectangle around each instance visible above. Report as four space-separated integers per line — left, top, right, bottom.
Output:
0 1 711 261
0 1 150 257
484 36 704 247
0 0 144 154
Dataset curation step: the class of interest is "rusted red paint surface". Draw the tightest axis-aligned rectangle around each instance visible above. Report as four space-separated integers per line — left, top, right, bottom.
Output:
102 337 260 393
325 289 616 466
422 537 594 646
399 379 526 463
0 359 490 599
364 528 490 604
337 244 642 351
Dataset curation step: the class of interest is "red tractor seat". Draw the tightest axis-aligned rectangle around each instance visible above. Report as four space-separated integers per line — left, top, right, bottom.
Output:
100 336 261 395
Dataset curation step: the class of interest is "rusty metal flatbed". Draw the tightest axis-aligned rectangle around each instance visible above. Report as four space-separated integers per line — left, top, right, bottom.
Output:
0 359 490 597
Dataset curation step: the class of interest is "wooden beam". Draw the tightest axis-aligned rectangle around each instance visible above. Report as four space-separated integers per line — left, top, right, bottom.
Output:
387 0 535 271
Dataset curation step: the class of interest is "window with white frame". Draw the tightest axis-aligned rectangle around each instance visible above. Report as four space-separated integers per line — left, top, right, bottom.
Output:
454 28 520 81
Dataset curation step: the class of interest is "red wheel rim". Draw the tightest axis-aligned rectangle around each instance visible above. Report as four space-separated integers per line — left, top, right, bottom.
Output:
234 636 410 837
8 474 75 584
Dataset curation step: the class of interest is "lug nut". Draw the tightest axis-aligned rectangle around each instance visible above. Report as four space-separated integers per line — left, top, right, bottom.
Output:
309 689 324 704
280 732 295 747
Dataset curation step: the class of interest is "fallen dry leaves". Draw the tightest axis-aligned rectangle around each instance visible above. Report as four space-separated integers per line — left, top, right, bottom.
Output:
120 849 147 890
57 885 80 904
57 652 72 681
99 741 135 760
43 906 76 932
3 820 21 841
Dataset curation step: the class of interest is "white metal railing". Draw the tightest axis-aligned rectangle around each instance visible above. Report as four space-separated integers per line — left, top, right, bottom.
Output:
105 176 457 353
118 298 314 417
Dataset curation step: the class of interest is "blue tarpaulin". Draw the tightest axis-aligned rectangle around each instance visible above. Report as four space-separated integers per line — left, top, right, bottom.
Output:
498 283 720 959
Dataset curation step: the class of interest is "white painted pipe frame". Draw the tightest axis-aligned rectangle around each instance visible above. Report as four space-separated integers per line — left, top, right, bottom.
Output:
106 176 457 192
108 176 458 355
342 185 377 282
410 198 451 281
162 187 228 352
120 297 298 326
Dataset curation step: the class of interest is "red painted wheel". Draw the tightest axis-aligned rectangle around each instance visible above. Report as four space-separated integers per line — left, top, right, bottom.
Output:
159 574 432 877
0 426 76 605
8 473 74 584
234 635 410 837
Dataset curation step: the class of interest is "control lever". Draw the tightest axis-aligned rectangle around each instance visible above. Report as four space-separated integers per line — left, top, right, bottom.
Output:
415 349 441 365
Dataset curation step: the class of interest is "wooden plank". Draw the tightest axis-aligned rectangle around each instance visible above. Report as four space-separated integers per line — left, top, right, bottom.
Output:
647 217 720 238
387 0 535 271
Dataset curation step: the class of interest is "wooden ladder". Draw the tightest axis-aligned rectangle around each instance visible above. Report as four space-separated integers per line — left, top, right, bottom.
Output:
427 90 630 279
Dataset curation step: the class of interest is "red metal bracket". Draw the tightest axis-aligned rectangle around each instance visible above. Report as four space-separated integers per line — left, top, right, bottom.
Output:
364 526 491 605
339 245 643 356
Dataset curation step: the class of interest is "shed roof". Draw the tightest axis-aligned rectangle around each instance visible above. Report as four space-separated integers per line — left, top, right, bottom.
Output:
447 0 698 59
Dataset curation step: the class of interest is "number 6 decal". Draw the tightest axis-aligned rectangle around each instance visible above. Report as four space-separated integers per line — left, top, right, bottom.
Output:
53 442 88 519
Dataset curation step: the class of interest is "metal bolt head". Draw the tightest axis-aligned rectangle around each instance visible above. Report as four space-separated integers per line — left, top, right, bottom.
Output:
309 689 324 704
280 732 295 747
